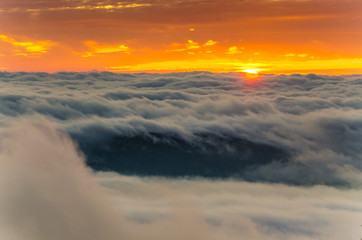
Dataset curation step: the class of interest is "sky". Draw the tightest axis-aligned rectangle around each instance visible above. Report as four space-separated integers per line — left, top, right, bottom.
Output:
0 0 361 74
0 2 362 239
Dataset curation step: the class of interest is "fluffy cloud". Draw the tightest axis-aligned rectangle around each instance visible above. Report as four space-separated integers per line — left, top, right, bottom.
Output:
0 71 361 186
0 119 126 240
97 172 362 240
0 119 360 240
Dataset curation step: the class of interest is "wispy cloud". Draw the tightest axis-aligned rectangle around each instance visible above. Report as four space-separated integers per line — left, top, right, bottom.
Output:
226 46 243 55
168 40 217 53
285 53 308 57
204 40 217 47
0 2 151 13
0 35 55 56
80 41 130 57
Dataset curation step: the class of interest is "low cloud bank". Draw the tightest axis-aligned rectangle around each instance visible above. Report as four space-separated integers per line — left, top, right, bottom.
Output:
0 120 360 240
0 119 129 240
0 71 361 186
97 173 362 240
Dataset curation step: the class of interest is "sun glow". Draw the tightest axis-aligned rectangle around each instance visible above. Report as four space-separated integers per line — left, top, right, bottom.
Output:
241 69 261 74
240 69 263 80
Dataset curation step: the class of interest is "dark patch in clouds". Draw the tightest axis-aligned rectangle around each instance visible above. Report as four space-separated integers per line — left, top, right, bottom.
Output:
78 133 289 178
0 71 361 186
0 120 360 240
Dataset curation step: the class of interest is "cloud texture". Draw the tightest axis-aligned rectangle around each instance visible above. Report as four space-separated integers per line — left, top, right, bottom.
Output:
0 119 126 240
0 119 360 240
0 71 361 186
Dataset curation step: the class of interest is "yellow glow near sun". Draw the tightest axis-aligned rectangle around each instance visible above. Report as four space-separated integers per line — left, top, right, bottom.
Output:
241 69 261 74
240 69 264 80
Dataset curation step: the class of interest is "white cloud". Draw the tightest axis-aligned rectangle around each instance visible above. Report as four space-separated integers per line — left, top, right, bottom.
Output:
0 119 360 240
0 119 126 240
97 172 362 240
0 72 361 186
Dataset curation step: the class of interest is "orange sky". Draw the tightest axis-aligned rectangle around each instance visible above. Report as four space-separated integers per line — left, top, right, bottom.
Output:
0 0 361 74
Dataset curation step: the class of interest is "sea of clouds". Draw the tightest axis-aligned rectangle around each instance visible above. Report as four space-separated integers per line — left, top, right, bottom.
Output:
0 71 361 239
0 71 361 186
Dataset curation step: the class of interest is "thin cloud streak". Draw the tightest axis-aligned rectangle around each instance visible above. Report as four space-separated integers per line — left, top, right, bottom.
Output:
0 2 151 13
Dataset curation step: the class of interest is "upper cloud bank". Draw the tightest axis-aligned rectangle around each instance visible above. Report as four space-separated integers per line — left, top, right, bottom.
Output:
0 71 361 186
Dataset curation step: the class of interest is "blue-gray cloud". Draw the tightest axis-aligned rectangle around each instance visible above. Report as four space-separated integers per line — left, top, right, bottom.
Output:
0 71 361 186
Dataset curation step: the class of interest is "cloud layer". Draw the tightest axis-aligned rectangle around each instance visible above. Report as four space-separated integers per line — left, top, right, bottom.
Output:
0 119 360 240
97 173 362 240
0 71 361 186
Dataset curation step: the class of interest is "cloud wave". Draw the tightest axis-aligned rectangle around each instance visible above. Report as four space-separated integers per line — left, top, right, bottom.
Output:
0 71 361 186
